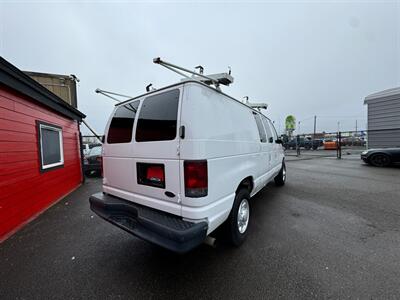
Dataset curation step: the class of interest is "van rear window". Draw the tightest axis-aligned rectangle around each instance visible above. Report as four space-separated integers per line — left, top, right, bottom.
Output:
107 100 140 144
136 89 180 142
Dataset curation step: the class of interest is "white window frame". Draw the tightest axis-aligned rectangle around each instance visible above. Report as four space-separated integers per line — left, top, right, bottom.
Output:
38 122 64 170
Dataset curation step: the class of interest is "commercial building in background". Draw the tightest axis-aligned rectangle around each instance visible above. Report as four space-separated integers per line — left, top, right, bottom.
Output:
364 87 400 149
24 71 79 108
0 57 85 241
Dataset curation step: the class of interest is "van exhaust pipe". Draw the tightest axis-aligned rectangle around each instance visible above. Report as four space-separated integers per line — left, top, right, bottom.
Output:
203 236 217 248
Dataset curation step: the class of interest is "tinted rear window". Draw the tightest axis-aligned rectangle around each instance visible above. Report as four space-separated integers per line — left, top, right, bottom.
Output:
107 100 140 144
136 89 180 142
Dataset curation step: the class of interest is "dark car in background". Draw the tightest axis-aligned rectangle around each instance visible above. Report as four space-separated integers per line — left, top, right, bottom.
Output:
284 137 322 150
361 148 400 167
84 146 102 176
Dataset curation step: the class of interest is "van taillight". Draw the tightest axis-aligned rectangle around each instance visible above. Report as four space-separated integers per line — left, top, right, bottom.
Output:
184 160 208 198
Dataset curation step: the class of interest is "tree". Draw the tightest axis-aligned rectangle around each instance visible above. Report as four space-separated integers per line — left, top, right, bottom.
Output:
285 115 296 137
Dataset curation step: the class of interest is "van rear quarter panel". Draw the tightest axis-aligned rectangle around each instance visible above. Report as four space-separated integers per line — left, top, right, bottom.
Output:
180 83 261 227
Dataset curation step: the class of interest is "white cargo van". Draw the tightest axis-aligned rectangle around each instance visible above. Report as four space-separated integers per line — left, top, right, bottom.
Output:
90 80 285 253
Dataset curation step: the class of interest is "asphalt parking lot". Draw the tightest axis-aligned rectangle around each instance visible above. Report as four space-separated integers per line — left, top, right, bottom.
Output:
1 156 400 299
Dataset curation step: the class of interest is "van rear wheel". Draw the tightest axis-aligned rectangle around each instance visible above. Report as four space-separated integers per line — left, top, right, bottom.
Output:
274 161 286 186
226 189 251 246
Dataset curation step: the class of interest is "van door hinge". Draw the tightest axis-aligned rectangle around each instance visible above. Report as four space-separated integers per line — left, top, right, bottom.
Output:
177 193 182 204
176 144 180 156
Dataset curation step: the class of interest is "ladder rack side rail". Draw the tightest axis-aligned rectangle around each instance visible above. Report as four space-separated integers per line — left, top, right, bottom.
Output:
97 91 121 103
161 64 191 79
154 58 220 86
97 89 133 98
95 88 135 103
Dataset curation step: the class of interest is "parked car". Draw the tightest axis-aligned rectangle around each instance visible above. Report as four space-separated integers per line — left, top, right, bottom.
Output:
89 80 286 253
340 137 366 147
284 137 321 150
83 144 90 156
361 148 400 167
84 146 102 176
324 140 338 150
83 143 102 156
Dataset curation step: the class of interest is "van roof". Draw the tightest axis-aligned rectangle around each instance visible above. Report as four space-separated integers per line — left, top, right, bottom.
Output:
115 80 270 119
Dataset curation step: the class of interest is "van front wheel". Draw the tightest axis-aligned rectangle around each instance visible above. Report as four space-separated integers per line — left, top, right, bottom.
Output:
226 189 251 246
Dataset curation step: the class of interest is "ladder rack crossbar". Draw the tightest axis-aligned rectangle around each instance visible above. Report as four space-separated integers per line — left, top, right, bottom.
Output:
95 88 134 103
153 57 220 88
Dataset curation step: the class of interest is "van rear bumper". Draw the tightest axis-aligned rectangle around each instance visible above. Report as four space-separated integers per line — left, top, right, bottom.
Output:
89 192 208 254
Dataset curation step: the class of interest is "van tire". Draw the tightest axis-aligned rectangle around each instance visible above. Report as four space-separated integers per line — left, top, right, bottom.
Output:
274 162 286 186
226 189 251 246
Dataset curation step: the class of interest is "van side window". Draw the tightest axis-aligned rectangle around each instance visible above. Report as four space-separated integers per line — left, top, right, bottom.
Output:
262 117 273 143
136 89 180 142
268 119 278 141
253 113 267 143
107 100 140 144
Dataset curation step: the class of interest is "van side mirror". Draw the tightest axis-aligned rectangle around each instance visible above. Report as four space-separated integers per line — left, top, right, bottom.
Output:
275 139 283 144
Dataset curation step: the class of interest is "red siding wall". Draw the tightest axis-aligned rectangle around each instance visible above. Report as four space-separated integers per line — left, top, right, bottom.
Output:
0 85 83 240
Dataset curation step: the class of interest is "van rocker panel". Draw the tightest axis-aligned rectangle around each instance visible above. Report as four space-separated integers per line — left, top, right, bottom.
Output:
89 192 208 254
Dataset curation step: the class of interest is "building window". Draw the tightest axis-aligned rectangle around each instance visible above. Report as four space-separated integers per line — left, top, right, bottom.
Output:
37 121 64 171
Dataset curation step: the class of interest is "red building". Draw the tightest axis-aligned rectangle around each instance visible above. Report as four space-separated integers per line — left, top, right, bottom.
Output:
0 57 86 241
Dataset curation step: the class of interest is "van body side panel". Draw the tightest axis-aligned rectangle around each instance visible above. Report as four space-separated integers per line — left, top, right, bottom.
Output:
179 83 266 230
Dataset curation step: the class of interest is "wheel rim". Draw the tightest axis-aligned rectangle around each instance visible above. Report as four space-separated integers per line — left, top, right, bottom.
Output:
237 199 250 234
282 165 286 181
371 155 389 166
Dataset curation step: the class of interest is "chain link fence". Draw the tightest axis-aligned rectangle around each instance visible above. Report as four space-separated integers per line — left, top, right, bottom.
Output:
282 130 368 159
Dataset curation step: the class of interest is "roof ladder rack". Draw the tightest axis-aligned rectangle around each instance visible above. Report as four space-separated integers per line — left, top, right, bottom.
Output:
243 96 268 111
153 57 234 91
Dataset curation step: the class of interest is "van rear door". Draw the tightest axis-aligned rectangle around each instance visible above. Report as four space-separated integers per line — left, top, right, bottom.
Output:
103 88 182 216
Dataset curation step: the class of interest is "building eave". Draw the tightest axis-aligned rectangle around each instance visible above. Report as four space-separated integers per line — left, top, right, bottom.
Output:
364 87 400 104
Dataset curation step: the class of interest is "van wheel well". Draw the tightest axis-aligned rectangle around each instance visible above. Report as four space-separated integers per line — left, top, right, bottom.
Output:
236 177 253 194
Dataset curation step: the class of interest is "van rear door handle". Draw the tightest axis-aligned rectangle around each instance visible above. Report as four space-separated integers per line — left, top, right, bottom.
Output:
179 126 185 139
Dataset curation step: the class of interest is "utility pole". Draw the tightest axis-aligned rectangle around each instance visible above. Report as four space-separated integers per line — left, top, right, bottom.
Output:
313 115 317 139
355 120 358 134
298 121 301 135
